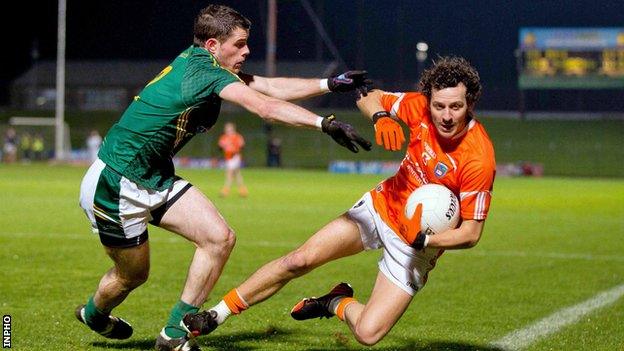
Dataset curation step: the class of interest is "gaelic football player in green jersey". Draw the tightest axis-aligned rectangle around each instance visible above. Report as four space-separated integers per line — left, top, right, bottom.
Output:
75 4 372 351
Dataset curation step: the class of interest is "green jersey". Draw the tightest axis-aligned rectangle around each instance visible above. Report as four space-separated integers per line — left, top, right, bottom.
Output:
98 45 241 190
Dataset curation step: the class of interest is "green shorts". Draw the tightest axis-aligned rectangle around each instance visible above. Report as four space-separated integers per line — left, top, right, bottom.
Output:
79 159 192 248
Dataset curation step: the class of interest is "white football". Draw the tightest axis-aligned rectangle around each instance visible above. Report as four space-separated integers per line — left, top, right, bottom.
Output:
404 183 460 235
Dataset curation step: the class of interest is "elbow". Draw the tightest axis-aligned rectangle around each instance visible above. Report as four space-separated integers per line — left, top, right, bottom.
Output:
456 220 484 249
464 234 481 248
464 238 479 248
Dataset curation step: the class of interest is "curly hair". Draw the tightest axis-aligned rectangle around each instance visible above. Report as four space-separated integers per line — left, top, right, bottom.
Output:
418 56 482 106
193 4 251 45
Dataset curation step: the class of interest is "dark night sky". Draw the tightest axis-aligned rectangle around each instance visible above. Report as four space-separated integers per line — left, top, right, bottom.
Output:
4 1 624 109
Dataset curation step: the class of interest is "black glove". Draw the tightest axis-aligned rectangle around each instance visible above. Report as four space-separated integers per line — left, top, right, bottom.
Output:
321 115 372 153
410 232 428 250
328 70 373 97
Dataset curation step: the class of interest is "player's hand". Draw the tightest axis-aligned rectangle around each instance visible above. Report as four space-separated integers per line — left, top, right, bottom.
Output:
398 203 426 249
328 70 373 96
321 115 372 153
373 112 405 151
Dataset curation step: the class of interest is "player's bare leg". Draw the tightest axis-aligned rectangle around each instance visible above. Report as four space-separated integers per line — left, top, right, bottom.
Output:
341 271 412 346
96 242 151 310
75 241 149 340
200 214 365 328
160 186 235 304
234 169 247 197
241 214 363 303
220 169 234 197
155 186 235 347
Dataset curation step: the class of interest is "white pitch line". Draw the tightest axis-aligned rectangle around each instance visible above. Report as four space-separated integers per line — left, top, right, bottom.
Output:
2 232 624 260
0 231 299 248
490 283 624 350
455 249 624 263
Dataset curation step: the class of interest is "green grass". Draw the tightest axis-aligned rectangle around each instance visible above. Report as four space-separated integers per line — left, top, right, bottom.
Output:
0 163 623 350
1 109 623 176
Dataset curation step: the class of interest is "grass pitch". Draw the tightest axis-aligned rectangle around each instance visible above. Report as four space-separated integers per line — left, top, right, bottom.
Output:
0 164 622 350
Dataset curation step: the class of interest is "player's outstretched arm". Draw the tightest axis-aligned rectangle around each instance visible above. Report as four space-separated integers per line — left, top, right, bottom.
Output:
219 82 371 153
238 70 372 101
356 89 406 151
398 206 485 250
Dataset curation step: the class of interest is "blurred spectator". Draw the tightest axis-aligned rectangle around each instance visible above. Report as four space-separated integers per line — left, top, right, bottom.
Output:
19 131 33 162
31 133 45 160
267 136 282 167
2 128 18 163
218 122 247 197
86 130 103 163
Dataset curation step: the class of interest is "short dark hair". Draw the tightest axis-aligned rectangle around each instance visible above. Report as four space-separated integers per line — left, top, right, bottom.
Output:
193 4 251 45
418 56 482 107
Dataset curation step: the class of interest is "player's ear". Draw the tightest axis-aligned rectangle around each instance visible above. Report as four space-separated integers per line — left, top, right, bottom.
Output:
205 38 220 54
466 102 476 116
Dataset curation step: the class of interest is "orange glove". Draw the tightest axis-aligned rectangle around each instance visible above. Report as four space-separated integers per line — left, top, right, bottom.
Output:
372 111 405 151
398 203 428 249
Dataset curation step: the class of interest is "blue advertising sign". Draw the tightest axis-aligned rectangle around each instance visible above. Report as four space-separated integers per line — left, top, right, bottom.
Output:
520 28 624 50
518 27 624 89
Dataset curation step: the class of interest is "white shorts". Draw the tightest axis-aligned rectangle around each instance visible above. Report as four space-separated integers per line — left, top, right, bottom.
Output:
347 192 443 296
3 143 16 154
224 154 242 170
79 159 191 247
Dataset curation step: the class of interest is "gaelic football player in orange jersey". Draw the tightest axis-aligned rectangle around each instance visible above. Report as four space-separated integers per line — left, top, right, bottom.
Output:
189 56 495 346
218 122 248 197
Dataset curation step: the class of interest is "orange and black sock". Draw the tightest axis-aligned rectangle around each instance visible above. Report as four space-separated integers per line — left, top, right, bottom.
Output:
334 297 356 321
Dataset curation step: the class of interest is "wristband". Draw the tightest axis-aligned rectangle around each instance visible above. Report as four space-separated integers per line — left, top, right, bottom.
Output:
320 79 330 93
315 116 324 130
371 111 392 123
423 235 430 248
411 233 429 250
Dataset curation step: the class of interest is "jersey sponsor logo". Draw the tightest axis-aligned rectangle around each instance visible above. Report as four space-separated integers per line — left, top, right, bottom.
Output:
421 151 432 165
423 142 436 159
404 153 428 185
434 162 449 178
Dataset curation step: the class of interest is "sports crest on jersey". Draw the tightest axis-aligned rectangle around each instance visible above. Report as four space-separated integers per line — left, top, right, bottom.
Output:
434 162 449 178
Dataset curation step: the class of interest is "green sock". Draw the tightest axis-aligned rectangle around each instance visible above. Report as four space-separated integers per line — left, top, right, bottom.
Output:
84 296 109 329
164 300 199 338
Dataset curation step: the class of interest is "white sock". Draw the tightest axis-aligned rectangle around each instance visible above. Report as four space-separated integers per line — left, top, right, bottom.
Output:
211 300 232 325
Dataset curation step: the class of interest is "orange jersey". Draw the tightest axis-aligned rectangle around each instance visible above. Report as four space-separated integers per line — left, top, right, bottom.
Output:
370 92 496 243
218 132 245 160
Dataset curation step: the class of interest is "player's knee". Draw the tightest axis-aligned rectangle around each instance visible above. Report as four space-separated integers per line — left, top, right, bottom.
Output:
117 270 149 291
195 226 236 252
279 250 311 276
353 323 386 346
220 227 236 251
